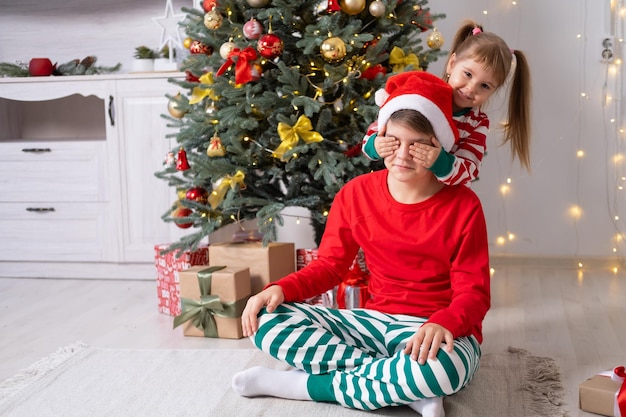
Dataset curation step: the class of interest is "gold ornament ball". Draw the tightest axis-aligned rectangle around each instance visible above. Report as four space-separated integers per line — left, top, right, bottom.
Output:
369 0 385 17
167 93 186 119
246 0 269 7
183 37 193 49
339 0 365 15
320 37 347 63
203 10 223 30
219 41 236 59
427 30 445 49
205 102 218 115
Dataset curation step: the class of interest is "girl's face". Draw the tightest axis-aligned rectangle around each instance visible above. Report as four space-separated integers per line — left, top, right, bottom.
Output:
383 120 434 184
446 53 499 112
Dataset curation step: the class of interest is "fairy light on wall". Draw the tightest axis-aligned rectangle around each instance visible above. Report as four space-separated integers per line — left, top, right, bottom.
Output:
604 0 626 270
570 0 626 271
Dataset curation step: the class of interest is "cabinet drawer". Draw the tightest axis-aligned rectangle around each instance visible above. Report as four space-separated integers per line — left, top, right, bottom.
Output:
0 202 114 262
0 140 107 202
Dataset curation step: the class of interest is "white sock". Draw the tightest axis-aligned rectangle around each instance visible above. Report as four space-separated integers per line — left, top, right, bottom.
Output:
407 397 445 417
231 366 312 401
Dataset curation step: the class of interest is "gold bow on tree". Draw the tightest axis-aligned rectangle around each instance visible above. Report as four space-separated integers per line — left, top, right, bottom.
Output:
189 72 219 105
389 46 420 73
207 170 246 209
273 115 323 160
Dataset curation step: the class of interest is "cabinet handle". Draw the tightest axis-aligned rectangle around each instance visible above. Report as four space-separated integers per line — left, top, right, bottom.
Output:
22 148 52 153
108 95 115 126
26 207 56 213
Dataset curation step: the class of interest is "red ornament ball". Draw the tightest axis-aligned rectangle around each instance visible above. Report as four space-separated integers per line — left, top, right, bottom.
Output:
173 207 193 229
257 33 284 59
189 40 213 55
202 0 217 12
243 19 264 40
185 187 208 204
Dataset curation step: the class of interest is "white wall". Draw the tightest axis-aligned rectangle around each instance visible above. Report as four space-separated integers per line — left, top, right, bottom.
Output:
428 1 625 263
0 0 192 72
1 0 624 262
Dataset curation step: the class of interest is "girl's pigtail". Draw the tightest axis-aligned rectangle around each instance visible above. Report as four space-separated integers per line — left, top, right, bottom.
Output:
504 50 532 172
443 20 483 78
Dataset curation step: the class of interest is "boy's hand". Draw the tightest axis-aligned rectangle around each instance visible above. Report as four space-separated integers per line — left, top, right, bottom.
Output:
374 135 399 158
241 285 285 337
410 136 442 168
403 323 454 365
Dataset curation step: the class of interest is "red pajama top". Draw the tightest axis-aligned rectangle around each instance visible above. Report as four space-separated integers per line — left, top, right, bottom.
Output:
275 169 491 343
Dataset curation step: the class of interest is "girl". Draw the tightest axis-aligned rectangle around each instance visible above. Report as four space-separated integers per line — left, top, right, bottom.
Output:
232 71 490 417
363 20 532 185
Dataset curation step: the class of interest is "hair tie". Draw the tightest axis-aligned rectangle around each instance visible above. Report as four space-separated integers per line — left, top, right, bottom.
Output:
472 27 482 35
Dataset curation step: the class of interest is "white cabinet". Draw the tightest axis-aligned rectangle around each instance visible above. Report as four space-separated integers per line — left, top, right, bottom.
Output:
113 77 182 263
0 73 183 278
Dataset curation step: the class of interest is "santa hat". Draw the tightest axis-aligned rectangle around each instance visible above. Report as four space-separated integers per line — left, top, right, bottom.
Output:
375 71 458 151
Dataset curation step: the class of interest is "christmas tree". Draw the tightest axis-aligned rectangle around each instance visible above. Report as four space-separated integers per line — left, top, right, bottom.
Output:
156 0 446 252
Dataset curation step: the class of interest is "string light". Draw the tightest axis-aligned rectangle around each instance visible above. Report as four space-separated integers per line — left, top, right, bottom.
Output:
569 205 583 220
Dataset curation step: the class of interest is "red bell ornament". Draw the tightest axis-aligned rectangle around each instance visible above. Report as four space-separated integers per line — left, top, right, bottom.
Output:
257 33 284 59
176 148 190 171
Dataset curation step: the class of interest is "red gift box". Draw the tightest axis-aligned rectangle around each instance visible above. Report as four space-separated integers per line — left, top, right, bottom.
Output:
297 248 370 309
337 260 370 309
154 243 209 316
297 248 336 307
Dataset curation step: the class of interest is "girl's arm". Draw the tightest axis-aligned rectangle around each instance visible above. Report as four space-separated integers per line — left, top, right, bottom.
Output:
415 110 489 186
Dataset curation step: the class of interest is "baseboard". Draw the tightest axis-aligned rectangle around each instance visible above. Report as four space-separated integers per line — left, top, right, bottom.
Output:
1 255 623 281
489 254 625 271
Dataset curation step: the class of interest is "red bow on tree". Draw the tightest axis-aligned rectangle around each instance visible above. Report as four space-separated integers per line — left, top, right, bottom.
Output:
216 47 258 85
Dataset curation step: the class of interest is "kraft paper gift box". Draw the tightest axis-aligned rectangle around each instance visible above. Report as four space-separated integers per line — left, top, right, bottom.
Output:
209 242 295 294
154 244 209 316
579 367 626 416
173 265 251 339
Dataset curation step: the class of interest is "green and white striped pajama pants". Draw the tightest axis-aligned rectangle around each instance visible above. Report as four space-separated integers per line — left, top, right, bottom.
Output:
252 302 481 411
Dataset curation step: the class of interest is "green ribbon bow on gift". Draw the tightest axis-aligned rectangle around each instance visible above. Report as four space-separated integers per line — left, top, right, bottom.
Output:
173 265 249 337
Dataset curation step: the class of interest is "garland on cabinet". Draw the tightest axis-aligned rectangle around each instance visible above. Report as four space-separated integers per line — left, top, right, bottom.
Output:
0 56 121 78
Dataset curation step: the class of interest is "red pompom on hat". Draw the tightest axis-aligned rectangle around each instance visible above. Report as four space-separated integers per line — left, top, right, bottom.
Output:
375 71 458 151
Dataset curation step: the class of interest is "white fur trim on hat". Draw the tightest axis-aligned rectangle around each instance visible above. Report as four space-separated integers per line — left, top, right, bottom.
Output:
375 71 458 152
377 94 456 151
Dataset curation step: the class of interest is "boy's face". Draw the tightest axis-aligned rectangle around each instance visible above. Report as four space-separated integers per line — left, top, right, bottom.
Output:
383 119 435 183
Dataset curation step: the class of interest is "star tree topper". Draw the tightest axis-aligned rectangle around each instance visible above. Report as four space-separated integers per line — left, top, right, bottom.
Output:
152 0 186 51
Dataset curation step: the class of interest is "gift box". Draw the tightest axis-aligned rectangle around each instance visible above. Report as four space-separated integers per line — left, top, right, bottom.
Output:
297 248 319 270
209 242 295 294
579 367 626 416
296 248 336 308
173 265 251 339
337 260 371 309
154 244 209 316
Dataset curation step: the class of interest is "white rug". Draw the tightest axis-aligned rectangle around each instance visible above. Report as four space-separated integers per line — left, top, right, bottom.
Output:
0 342 567 417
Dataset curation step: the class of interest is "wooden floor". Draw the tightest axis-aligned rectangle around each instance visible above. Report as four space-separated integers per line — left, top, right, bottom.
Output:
1 264 624 416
